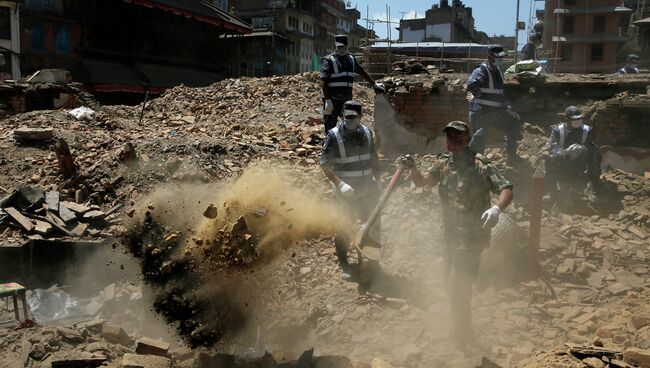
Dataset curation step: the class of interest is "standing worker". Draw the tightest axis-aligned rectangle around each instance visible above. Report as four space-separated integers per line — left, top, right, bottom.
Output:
520 33 542 61
618 54 640 74
546 106 602 202
320 100 382 279
403 121 513 349
320 35 385 132
467 45 522 164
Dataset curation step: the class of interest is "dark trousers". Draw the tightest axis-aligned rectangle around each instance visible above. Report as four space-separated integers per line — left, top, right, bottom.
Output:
468 107 522 154
447 247 482 344
334 183 380 265
323 92 352 132
545 152 602 197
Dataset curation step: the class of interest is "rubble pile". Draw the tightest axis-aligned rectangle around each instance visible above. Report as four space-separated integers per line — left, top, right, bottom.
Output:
379 73 466 96
1 72 650 367
0 185 115 243
1 316 387 368
391 59 429 75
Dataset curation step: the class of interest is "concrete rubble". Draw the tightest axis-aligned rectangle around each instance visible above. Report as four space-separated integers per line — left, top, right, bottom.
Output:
0 72 649 368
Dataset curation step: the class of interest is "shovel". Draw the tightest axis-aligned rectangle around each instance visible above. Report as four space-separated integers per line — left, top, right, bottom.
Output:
351 161 406 263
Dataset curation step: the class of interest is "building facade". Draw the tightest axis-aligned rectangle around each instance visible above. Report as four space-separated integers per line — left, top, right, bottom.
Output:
19 0 251 99
398 0 478 43
542 0 632 73
0 0 20 80
231 0 360 74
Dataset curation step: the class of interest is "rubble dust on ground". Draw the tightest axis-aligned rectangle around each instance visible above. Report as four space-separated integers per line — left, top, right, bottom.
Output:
0 72 649 368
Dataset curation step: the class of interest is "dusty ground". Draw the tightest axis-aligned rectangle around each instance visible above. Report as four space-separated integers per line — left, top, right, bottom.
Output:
0 73 649 368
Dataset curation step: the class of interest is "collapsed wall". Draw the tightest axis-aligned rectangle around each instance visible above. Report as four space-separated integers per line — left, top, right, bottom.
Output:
376 72 650 157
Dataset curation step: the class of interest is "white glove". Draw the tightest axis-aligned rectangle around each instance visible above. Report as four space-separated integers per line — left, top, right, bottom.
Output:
481 205 501 229
324 99 334 115
337 181 353 195
373 82 385 93
566 143 587 159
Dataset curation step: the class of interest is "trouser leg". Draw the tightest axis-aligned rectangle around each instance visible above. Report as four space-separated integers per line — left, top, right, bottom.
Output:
502 110 522 156
323 94 351 132
468 110 487 153
448 248 482 345
334 235 349 266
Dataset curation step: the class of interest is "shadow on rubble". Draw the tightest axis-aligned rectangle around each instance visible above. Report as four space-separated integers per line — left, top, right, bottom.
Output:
352 264 432 309
547 180 623 216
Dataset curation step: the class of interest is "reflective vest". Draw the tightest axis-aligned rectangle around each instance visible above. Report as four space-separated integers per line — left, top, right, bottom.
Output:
558 123 590 148
475 63 506 108
330 125 373 179
326 54 356 91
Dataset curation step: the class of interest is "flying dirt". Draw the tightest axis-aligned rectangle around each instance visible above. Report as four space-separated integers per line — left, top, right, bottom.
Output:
123 161 349 347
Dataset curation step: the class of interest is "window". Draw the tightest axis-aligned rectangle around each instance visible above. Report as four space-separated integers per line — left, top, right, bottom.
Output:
560 43 573 61
31 23 45 51
593 15 606 33
287 16 298 29
562 16 575 34
212 0 227 10
24 0 56 10
0 7 10 40
590 43 604 61
55 25 70 54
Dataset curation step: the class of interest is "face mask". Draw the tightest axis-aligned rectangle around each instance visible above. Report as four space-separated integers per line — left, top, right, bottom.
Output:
343 117 360 130
570 119 582 129
494 59 505 71
336 46 348 56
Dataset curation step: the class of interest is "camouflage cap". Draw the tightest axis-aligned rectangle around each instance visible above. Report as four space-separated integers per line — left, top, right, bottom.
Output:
442 120 470 133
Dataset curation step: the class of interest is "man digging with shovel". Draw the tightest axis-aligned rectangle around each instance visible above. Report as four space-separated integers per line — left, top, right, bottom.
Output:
320 100 382 280
404 121 514 350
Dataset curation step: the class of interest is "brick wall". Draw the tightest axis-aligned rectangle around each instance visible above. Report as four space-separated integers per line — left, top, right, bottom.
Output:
376 75 650 155
385 79 468 139
582 94 650 147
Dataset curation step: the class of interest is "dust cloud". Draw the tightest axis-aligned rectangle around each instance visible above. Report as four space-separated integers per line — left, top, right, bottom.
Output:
124 161 351 347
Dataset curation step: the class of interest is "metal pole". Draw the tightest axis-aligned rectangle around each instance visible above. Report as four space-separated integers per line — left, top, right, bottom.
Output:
515 0 521 62
527 166 544 280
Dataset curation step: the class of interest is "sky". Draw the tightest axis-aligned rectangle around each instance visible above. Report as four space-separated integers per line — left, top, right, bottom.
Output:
353 0 545 46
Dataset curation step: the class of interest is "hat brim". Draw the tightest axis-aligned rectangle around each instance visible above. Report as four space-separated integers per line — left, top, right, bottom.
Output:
568 114 584 120
335 42 347 47
442 125 468 133
343 109 359 117
492 51 507 58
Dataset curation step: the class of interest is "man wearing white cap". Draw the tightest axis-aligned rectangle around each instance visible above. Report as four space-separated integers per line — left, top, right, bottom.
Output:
320 100 381 279
320 34 385 132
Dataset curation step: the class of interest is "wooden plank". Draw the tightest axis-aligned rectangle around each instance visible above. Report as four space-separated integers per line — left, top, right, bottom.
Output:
4 207 35 231
58 203 77 222
41 213 74 236
60 201 90 214
71 223 87 236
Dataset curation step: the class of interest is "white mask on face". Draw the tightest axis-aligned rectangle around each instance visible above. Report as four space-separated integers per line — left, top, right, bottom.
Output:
343 117 360 130
336 46 348 56
570 119 583 129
